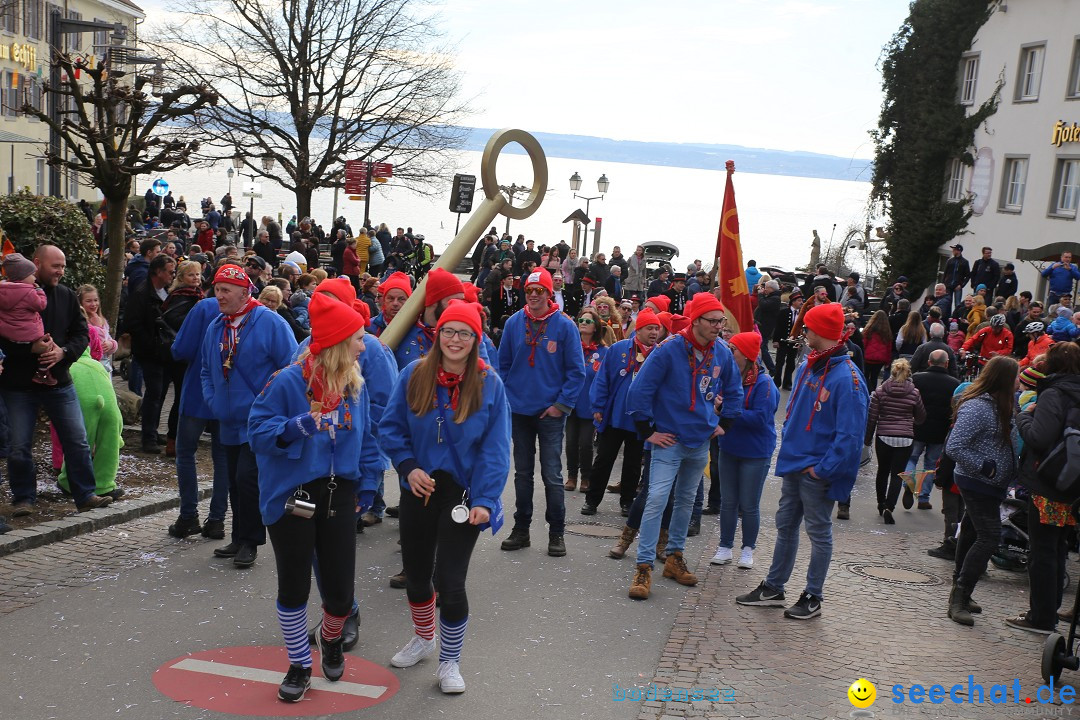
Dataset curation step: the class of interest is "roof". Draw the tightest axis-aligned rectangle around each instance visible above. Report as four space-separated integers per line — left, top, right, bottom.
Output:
1017 242 1080 263
562 209 590 224
0 130 43 143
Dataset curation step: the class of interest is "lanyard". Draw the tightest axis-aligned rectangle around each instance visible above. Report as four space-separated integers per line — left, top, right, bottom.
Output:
435 387 469 494
683 337 714 411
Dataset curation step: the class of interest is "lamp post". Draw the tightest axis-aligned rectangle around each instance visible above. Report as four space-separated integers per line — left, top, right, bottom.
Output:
569 172 609 258
227 167 234 194
233 153 275 248
499 182 533 235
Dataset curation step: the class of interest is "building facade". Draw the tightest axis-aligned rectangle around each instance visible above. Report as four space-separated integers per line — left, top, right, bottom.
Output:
952 0 1080 301
0 0 143 202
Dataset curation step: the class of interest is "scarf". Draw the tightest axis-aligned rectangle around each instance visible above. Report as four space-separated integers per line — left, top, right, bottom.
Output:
787 328 856 431
302 354 343 411
741 360 760 404
624 338 654 375
414 320 436 357
524 300 559 366
437 366 464 411
581 341 598 357
162 284 204 312
220 297 260 377
678 327 714 411
806 328 853 372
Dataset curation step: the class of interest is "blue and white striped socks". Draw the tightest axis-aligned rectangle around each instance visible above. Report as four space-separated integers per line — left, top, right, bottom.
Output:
277 602 311 668
438 615 468 663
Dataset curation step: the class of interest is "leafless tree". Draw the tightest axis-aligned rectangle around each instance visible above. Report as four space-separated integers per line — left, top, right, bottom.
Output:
152 0 470 221
24 53 218 326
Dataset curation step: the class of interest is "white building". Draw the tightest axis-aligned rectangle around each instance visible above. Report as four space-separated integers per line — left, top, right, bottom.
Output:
952 0 1080 301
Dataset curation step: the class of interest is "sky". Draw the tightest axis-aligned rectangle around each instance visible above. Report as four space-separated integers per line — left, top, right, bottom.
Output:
138 0 913 160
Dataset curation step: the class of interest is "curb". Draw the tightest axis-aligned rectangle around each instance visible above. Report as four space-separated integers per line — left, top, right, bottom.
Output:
0 484 212 558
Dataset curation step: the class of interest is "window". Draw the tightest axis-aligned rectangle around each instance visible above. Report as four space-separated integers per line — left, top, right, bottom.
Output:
67 9 81 52
2 71 16 117
23 0 42 41
0 1 16 33
945 158 966 201
36 158 45 196
999 157 1028 212
1052 158 1080 217
67 165 79 199
23 76 42 115
960 53 979 105
1016 44 1045 102
94 17 109 51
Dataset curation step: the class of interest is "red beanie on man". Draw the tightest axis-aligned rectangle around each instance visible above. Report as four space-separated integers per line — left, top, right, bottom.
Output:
646 295 670 313
308 292 365 355
351 299 371 325
425 268 464 307
379 271 413 302
687 293 725 323
523 267 554 295
635 308 661 330
803 303 845 342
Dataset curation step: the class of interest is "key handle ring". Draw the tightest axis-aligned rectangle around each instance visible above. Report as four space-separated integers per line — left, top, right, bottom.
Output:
479 128 548 220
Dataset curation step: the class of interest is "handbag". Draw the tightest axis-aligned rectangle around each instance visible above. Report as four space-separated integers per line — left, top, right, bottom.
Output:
435 388 504 534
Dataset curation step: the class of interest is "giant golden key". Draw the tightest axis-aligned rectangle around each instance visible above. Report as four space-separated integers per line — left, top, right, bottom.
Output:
380 128 548 350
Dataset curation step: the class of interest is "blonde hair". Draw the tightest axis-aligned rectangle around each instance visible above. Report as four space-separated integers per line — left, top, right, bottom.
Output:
311 268 328 283
297 340 364 405
593 296 623 326
170 260 202 291
259 285 283 306
889 358 912 383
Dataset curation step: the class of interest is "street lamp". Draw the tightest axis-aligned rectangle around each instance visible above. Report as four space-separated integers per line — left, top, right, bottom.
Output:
232 153 274 249
227 167 234 194
570 172 609 257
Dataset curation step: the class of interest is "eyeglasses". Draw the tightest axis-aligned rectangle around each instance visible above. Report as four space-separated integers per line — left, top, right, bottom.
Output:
698 317 726 327
524 287 547 296
439 327 477 341
577 317 595 325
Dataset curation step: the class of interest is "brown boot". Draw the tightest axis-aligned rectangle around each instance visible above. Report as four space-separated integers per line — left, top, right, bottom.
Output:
609 525 637 559
579 480 590 493
628 563 652 600
662 550 698 586
564 476 577 491
656 529 669 562
166 438 176 458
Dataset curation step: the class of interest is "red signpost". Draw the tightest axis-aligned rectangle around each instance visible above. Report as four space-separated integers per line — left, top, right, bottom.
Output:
343 161 392 225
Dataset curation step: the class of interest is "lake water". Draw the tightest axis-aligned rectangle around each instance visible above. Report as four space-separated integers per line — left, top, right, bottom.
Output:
158 148 875 275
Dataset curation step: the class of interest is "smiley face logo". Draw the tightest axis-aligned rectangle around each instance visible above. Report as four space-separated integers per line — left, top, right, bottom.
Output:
848 678 876 709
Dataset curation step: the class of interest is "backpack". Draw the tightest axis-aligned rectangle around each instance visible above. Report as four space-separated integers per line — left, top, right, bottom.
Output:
1035 405 1080 500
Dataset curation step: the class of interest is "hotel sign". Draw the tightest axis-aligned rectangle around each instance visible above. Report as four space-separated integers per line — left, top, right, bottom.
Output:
0 43 37 73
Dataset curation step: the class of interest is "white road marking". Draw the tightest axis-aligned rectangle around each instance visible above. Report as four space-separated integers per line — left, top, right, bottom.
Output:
170 658 388 698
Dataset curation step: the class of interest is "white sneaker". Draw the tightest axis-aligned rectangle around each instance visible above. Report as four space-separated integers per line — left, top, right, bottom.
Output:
737 547 754 569
437 660 466 693
391 635 437 668
710 546 733 565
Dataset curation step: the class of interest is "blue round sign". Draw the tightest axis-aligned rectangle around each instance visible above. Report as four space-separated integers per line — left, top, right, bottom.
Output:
152 178 169 196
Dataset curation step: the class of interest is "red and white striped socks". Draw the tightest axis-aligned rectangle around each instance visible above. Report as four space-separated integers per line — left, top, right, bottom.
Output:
408 597 436 640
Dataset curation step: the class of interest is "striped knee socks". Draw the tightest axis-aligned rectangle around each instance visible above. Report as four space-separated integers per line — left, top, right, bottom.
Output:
321 609 347 642
276 602 311 668
439 615 467 663
408 597 436 640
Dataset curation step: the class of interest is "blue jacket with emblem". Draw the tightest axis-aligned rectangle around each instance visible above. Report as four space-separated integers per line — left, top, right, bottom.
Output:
775 352 869 500
574 342 609 420
199 304 297 445
627 333 743 447
498 308 585 415
380 360 511 517
249 362 383 525
171 297 223 419
717 364 779 459
590 337 653 432
394 321 491 370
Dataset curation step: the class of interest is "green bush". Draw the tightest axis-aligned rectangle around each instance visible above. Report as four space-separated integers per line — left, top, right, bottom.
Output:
0 189 104 290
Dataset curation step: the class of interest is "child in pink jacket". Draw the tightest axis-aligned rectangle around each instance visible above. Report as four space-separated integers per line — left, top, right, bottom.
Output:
0 252 54 384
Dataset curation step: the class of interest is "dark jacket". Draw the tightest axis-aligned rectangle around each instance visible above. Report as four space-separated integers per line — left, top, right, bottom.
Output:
754 291 782 341
603 274 624 302
588 260 610 285
865 378 926 443
909 339 959 378
996 273 1018 298
947 393 1017 497
1016 374 1080 503
773 302 800 343
943 255 970 290
123 279 168 363
911 366 960 443
255 239 278 268
970 258 1000 292
0 282 87 389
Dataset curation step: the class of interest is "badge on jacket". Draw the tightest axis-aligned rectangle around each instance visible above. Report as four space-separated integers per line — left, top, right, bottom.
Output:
547 340 557 353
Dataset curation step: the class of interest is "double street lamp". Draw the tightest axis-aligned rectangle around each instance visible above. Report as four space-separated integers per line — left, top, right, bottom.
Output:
232 153 275 247
569 172 609 258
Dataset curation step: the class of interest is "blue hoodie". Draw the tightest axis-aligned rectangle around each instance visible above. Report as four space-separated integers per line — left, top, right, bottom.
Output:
745 266 763 289
498 308 585 415
775 352 869 500
590 337 654 432
574 343 609 420
1048 315 1080 342
627 333 744 448
1041 261 1080 294
200 304 297 445
380 361 511 519
718 366 779 459
171 297 223 419
248 362 383 525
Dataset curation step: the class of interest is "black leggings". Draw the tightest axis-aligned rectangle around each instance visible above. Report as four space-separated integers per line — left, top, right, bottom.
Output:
399 473 481 623
267 476 356 616
874 437 914 511
565 414 594 482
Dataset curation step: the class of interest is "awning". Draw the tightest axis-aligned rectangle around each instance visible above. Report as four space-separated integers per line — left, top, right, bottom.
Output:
1016 242 1080 263
562 209 590 225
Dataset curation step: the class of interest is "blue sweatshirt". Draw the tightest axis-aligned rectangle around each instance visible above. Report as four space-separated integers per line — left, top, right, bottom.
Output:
1048 315 1080 342
199 304 297 445
574 343 609 420
775 352 869 500
1041 262 1080 294
380 361 511 516
171 297 222 419
498 308 585 415
590 338 652 432
627 333 744 448
718 366 779 459
248 362 383 525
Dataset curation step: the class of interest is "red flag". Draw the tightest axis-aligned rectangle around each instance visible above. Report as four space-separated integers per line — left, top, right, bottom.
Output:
714 161 753 333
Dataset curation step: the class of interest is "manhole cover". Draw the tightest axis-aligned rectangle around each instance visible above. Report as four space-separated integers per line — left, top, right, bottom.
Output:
565 523 623 538
844 563 943 586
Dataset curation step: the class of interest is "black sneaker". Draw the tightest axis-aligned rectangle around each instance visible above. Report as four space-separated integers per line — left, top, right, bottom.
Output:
701 506 720 516
500 528 530 551
278 664 312 702
621 505 631 518
233 544 257 568
902 486 914 510
883 509 895 525
580 504 597 516
687 521 701 537
167 516 202 538
735 582 786 607
548 534 567 557
214 541 241 558
836 504 850 520
927 544 955 560
386 506 400 518
201 519 226 540
784 591 822 620
316 631 345 681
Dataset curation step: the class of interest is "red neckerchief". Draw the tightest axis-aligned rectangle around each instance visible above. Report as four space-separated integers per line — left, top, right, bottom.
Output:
524 300 559 366
414 320 436 357
741 361 760 406
678 327 714 411
162 285 203 311
786 330 855 430
302 354 342 411
220 297 260 378
581 341 598 356
806 328 853 371
625 338 654 375
435 360 485 410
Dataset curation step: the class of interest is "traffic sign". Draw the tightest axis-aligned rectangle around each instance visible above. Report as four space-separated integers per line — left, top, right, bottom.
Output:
450 173 476 213
242 182 262 199
151 178 169 196
153 645 399 716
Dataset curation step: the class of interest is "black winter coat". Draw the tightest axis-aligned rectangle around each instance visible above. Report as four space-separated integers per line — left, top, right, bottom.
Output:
1016 374 1080 502
912 367 961 443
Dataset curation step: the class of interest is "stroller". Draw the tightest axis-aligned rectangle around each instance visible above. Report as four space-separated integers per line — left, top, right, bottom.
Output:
991 494 1073 590
1042 499 1080 684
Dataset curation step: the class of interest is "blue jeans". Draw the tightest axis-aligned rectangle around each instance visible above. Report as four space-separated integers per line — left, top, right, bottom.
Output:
511 413 567 535
717 454 770 550
1 386 97 504
627 447 673 531
693 476 704 526
371 478 386 518
175 414 230 521
128 358 144 396
763 472 835 599
636 440 710 565
0 394 8 457
905 441 942 503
